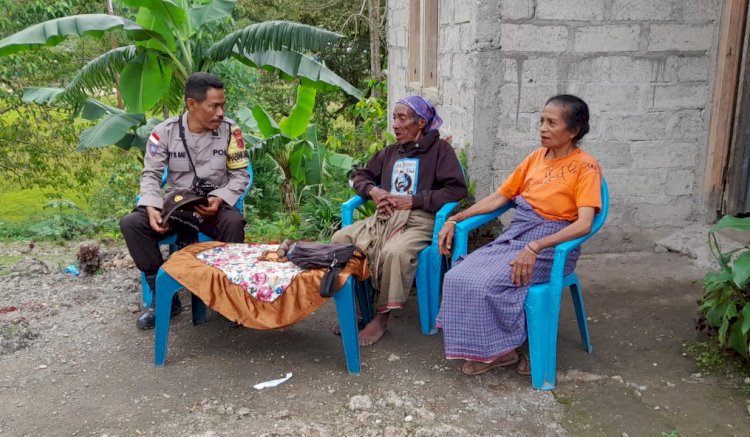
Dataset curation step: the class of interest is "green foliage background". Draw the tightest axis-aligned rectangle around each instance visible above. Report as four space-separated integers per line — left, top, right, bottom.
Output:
0 0 388 242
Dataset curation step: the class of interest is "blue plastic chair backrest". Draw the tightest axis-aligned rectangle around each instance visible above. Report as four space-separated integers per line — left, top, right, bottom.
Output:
136 162 254 210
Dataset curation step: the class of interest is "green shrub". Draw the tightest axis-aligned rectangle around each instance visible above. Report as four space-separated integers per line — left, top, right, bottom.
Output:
88 149 142 223
699 215 750 360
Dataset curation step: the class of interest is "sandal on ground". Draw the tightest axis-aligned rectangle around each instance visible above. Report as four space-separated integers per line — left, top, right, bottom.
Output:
460 351 520 376
517 350 531 376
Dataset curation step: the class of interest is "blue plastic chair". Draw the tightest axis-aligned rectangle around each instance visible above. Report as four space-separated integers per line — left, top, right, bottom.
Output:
340 196 459 335
450 178 609 390
140 162 254 307
153 266 362 374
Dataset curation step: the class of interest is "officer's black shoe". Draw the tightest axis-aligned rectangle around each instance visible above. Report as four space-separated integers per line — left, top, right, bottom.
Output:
136 308 155 330
136 295 184 330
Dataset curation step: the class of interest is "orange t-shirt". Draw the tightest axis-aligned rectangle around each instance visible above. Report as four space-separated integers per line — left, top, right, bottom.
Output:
497 147 602 221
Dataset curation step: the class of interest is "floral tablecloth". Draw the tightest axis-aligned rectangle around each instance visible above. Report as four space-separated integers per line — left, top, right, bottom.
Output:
196 243 302 303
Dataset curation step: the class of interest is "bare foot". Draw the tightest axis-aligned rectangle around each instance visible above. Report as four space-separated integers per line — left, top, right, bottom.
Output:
331 312 364 336
516 350 531 376
358 312 389 346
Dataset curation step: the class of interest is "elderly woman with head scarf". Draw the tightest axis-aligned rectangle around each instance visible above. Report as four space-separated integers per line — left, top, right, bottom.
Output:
331 96 468 346
436 95 602 376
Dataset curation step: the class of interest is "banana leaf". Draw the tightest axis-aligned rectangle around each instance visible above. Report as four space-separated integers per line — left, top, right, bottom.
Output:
78 99 126 120
136 7 176 52
120 52 172 113
204 20 341 61
232 49 362 99
22 87 124 121
288 139 314 184
114 117 163 151
279 85 316 138
250 105 281 138
236 106 258 131
63 45 138 103
191 0 237 29
327 152 354 171
0 14 163 56
22 87 66 105
121 0 187 26
77 113 146 150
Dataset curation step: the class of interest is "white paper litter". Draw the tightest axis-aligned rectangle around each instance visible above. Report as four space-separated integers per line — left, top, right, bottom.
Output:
253 372 293 390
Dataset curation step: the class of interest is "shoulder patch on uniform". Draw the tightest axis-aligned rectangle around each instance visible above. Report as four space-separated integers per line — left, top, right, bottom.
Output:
231 125 245 150
147 132 160 156
226 125 249 170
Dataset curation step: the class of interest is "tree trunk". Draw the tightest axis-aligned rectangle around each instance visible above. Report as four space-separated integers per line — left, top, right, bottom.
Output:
106 0 124 109
368 0 382 84
281 177 297 211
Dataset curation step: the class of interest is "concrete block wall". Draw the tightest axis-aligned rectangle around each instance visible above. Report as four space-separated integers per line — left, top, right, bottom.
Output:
387 0 476 150
471 0 722 250
386 0 410 118
386 0 723 250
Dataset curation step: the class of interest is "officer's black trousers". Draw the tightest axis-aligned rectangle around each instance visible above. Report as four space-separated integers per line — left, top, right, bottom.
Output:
119 205 246 275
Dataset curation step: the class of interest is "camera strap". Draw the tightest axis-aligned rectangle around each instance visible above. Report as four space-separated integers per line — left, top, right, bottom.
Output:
177 112 201 179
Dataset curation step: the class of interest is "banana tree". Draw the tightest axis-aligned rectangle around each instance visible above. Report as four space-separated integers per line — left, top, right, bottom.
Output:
237 84 353 211
0 0 362 151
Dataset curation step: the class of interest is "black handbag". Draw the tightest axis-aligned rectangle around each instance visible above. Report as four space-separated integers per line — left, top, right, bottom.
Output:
287 241 357 297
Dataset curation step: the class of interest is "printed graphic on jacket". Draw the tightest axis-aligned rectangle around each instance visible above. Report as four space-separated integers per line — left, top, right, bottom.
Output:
390 158 419 196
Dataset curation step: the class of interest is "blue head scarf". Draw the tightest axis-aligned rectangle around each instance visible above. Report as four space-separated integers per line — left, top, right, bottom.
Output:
396 95 443 133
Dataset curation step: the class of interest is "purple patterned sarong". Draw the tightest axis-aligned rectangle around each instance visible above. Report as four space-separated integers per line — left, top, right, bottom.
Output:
439 196 580 362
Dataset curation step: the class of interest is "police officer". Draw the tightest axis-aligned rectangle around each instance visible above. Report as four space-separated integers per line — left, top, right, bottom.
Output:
120 72 250 330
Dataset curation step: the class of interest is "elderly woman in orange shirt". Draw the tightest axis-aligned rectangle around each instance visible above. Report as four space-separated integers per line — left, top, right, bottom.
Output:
437 95 602 376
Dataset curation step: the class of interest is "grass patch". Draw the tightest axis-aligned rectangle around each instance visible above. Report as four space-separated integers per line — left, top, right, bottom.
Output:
0 186 89 223
0 255 21 276
685 340 738 372
684 340 749 396
1 322 24 335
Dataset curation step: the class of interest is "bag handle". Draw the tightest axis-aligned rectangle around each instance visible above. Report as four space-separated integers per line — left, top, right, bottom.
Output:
320 266 342 298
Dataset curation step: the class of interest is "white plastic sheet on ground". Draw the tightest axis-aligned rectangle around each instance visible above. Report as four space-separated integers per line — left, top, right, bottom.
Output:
253 372 293 390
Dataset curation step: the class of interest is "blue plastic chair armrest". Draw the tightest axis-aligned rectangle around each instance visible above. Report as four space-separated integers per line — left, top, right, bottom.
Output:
549 238 586 287
451 203 514 264
432 201 460 243
234 161 254 211
341 195 366 228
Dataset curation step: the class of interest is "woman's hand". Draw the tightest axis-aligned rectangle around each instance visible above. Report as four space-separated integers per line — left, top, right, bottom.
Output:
437 220 456 256
509 244 538 286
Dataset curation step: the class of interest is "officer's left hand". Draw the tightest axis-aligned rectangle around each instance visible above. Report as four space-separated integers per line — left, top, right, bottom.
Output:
195 196 223 217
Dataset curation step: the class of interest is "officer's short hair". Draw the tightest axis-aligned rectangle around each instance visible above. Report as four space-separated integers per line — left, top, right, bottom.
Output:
184 72 224 102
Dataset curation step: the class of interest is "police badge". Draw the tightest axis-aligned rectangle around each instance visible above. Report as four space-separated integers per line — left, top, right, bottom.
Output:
147 132 160 156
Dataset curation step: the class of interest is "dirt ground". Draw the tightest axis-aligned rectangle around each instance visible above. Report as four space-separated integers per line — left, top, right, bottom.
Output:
0 241 748 436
